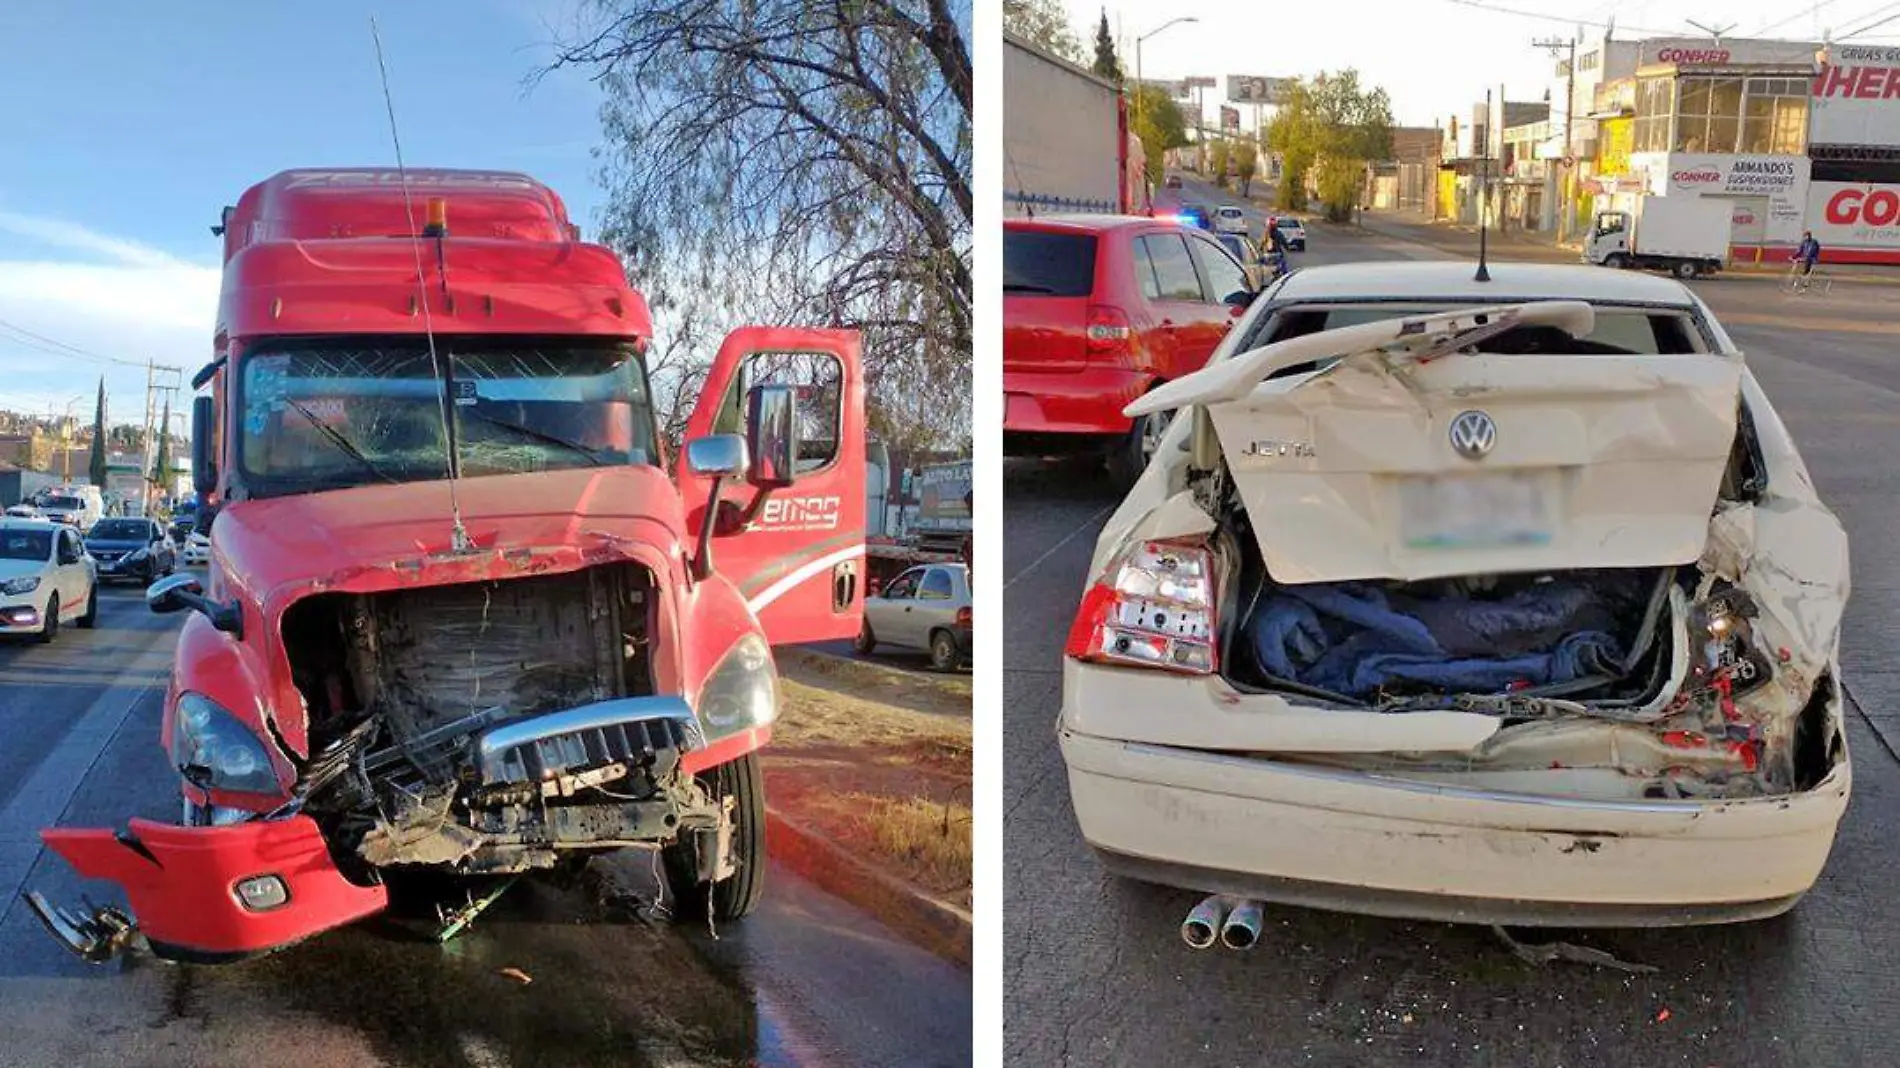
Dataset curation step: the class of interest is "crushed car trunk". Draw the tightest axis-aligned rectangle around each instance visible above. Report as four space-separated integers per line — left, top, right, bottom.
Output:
1119 303 1848 803
280 564 719 873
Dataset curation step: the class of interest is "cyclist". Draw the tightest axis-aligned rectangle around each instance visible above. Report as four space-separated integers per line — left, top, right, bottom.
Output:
1792 231 1823 290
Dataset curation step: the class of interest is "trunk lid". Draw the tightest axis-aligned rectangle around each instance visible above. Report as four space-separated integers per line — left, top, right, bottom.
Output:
1003 227 1100 373
1135 303 1743 584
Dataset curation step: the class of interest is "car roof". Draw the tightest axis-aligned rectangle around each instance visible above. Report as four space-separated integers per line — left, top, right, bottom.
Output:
0 518 61 532
1273 260 1697 306
1005 213 1191 235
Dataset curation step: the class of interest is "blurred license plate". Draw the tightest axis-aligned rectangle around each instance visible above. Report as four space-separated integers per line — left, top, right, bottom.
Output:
1398 471 1556 549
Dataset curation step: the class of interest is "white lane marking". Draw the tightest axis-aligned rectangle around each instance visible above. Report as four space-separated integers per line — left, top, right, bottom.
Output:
746 545 866 615
0 642 168 927
1004 503 1114 591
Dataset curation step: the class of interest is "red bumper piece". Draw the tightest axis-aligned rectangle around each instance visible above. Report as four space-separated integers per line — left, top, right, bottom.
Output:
40 815 388 958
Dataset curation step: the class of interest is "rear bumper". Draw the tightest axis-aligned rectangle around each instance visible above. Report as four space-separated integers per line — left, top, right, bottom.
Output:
35 815 388 960
1004 367 1153 441
1060 728 1851 927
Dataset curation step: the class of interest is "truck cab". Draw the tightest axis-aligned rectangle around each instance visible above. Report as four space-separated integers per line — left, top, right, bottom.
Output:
28 168 866 963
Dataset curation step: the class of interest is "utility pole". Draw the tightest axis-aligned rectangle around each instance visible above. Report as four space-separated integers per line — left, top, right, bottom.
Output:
1535 35 1577 243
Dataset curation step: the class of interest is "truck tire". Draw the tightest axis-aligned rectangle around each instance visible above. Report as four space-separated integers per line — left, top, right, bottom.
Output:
1604 253 1629 269
1673 259 1699 280
663 752 766 922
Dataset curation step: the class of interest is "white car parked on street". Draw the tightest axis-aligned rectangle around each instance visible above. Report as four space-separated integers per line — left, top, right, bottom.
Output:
0 519 98 642
1061 261 1851 936
182 529 210 566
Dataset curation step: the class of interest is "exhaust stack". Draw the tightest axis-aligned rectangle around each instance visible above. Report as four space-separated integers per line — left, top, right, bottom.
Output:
1181 895 1228 949
1220 900 1264 950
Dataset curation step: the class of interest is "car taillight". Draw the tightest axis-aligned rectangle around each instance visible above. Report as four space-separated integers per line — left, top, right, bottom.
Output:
1086 304 1131 356
956 606 972 628
1064 540 1217 674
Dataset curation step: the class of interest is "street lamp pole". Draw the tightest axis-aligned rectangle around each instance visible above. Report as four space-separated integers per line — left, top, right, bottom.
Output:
1134 16 1199 167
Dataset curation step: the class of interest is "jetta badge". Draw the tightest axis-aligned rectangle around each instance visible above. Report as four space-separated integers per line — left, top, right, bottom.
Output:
1448 410 1497 460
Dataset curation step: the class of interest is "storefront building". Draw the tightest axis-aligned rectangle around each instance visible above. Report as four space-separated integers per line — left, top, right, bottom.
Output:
1807 43 1900 264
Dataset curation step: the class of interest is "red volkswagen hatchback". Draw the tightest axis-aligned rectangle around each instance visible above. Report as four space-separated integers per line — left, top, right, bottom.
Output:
1003 215 1257 485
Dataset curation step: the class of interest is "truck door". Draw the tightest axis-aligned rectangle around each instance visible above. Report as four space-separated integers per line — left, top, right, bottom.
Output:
679 327 866 646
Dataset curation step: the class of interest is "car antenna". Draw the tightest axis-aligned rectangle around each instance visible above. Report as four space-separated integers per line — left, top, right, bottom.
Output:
1476 87 1492 283
371 17 472 553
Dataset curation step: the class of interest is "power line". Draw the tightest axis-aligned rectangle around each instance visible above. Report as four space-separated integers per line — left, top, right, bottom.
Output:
1842 10 1900 35
0 317 182 373
1838 1 1900 36
1433 0 1672 34
1756 0 1849 36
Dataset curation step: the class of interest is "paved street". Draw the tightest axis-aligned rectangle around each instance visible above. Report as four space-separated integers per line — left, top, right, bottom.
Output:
1004 207 1900 1067
0 587 968 1068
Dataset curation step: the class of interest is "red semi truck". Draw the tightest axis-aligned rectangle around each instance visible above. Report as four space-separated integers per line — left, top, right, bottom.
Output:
28 168 867 962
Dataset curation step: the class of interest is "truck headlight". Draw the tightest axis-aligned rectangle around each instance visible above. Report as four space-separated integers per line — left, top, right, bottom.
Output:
696 634 779 739
170 693 283 794
0 576 40 596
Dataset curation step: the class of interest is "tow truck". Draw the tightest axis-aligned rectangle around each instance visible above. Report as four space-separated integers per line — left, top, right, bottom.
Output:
26 167 866 963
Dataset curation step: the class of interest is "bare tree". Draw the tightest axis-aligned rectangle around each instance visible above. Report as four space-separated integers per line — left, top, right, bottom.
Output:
547 0 972 453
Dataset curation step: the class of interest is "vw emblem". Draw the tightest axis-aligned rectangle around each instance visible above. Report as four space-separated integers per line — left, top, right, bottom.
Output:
1448 410 1497 460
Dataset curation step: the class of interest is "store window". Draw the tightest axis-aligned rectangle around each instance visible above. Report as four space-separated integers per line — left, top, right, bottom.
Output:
1633 77 1676 154
1673 77 1743 154
1739 77 1809 155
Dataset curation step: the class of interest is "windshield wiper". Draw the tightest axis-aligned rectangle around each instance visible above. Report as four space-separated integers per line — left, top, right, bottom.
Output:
282 398 401 484
457 409 607 466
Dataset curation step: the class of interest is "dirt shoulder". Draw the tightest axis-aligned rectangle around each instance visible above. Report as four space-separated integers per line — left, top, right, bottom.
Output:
763 653 972 946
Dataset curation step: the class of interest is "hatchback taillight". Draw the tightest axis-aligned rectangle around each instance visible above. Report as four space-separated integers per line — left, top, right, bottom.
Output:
1085 304 1132 357
956 606 972 628
1064 540 1217 674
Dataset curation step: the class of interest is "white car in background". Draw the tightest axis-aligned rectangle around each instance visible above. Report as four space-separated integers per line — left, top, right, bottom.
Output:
0 519 98 642
5 504 45 520
1061 261 1850 935
1273 216 1308 251
1212 205 1249 235
182 529 210 566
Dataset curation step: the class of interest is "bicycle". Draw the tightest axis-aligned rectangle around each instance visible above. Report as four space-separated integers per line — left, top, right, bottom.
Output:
1780 259 1832 296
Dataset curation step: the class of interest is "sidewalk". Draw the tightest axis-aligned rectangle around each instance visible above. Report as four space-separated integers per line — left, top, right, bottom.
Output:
1356 206 1900 285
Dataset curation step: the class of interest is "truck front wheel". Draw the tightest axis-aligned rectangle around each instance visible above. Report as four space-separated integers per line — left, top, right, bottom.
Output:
1673 259 1699 280
664 752 766 922
1604 252 1629 269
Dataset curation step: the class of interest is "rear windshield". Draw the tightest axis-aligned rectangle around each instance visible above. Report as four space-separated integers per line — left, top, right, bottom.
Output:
1261 303 1703 359
1004 230 1097 297
89 519 150 540
44 496 80 510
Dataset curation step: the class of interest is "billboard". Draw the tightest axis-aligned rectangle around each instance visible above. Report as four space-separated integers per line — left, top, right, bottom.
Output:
1811 45 1900 148
1807 182 1900 261
1633 151 1810 242
1219 105 1240 131
914 461 973 534
1227 75 1293 105
1637 37 1820 69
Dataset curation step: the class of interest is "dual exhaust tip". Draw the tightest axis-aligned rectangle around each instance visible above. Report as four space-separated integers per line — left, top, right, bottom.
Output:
1181 895 1263 951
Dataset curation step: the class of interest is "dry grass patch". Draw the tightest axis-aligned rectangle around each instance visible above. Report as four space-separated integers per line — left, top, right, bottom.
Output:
800 793 972 899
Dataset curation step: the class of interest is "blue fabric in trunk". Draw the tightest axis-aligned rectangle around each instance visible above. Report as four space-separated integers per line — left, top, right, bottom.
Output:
1248 578 1628 699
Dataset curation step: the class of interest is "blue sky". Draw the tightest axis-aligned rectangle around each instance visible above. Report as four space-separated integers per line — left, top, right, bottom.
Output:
0 0 608 422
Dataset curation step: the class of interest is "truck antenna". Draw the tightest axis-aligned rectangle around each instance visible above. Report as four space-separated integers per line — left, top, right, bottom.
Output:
370 17 473 553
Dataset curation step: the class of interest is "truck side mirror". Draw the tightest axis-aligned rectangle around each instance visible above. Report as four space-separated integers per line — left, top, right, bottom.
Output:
744 384 800 490
191 396 217 498
147 572 243 637
685 435 749 580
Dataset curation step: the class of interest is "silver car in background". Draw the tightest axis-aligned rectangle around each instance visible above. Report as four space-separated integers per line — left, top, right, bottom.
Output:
856 563 972 671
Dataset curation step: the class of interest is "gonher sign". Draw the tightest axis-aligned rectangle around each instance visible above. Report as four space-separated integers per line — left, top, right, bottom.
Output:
1640 37 1821 69
1662 155 1803 195
1808 182 1900 261
1811 45 1900 148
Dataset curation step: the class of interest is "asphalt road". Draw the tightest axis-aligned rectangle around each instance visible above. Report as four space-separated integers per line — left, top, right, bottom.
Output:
1004 207 1900 1067
0 587 969 1068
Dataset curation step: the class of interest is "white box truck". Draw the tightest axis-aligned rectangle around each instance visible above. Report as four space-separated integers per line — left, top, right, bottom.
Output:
1584 195 1733 279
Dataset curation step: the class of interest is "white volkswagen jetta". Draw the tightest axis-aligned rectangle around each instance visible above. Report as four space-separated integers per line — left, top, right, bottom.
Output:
1060 261 1850 933
0 519 98 641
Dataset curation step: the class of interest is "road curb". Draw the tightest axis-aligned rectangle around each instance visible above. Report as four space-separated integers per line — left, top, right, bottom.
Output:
778 645 970 696
765 806 972 967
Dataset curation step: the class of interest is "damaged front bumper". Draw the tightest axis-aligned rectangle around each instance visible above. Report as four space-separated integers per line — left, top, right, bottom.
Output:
26 814 389 963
